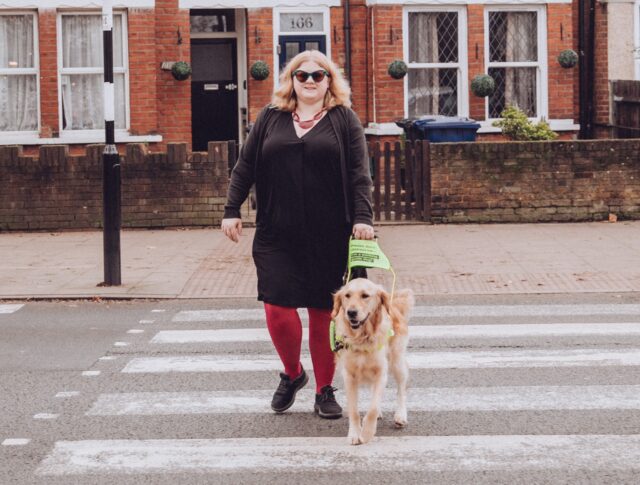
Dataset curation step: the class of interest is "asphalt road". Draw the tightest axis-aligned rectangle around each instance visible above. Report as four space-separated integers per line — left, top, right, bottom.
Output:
2 293 640 484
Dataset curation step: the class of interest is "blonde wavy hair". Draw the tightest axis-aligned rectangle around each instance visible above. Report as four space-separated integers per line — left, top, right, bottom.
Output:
271 50 351 111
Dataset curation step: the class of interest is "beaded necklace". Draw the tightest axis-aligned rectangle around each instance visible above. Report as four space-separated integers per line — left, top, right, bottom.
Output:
292 108 326 129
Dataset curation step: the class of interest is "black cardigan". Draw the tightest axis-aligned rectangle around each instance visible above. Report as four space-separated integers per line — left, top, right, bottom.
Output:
223 105 374 226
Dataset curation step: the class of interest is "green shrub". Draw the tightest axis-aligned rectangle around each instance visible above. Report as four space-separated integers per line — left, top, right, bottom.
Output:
492 105 558 141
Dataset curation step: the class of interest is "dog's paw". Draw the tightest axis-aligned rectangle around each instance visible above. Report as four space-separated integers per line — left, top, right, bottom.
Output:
349 435 363 446
394 410 408 428
359 429 374 444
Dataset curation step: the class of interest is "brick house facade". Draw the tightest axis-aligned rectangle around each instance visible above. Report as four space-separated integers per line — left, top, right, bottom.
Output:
0 0 619 152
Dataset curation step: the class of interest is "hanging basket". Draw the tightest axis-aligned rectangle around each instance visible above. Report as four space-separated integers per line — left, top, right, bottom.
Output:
388 60 408 79
171 61 192 81
250 61 270 81
558 49 579 68
470 74 496 98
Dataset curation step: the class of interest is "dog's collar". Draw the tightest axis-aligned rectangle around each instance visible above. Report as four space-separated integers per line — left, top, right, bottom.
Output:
330 319 394 353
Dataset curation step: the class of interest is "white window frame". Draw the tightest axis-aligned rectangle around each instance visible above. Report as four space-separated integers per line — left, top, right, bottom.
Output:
484 5 548 121
403 6 469 118
0 10 40 138
634 0 640 80
56 10 130 137
272 6 332 83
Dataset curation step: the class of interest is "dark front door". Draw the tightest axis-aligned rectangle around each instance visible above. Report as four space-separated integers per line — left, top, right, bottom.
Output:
278 35 326 70
191 38 238 151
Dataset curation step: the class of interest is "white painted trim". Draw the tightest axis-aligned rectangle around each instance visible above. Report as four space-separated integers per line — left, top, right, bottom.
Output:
0 1 153 6
0 11 40 135
0 132 162 145
484 6 547 120
403 6 469 118
367 0 570 4
272 5 331 82
478 118 579 133
180 1 340 7
635 0 640 80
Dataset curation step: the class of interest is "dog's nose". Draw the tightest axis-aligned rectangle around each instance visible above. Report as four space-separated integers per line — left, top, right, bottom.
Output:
347 310 358 319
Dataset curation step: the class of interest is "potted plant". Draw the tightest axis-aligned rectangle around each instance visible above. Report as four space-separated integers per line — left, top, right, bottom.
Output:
558 49 578 68
250 61 270 81
471 74 496 97
171 61 192 81
388 60 408 79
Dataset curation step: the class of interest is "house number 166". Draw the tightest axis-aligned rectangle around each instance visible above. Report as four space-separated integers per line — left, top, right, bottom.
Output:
291 17 314 30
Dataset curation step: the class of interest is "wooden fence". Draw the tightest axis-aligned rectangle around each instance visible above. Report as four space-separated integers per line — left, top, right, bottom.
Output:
611 80 640 138
369 140 431 222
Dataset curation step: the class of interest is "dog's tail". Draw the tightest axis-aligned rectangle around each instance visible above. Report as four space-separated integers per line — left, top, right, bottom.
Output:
390 289 414 320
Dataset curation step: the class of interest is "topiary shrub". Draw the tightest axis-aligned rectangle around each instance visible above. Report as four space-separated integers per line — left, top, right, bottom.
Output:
171 61 192 81
558 49 579 68
492 105 558 141
388 60 408 79
250 61 270 81
471 74 496 97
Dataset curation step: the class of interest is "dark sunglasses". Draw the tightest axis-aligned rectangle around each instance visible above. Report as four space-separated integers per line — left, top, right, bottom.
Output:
292 69 330 83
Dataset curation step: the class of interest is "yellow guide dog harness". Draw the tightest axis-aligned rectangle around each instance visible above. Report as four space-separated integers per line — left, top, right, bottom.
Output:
331 237 396 353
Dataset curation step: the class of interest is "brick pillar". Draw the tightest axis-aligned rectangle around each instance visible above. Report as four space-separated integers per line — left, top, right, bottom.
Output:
38 9 58 138
467 5 486 121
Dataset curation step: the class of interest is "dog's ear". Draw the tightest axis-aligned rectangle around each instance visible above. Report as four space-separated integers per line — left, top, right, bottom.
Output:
331 288 343 319
380 289 392 316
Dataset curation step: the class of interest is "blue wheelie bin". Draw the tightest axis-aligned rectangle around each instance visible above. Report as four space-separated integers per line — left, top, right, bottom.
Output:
412 116 480 142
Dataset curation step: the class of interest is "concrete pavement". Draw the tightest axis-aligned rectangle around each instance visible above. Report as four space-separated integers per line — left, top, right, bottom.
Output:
1 221 640 299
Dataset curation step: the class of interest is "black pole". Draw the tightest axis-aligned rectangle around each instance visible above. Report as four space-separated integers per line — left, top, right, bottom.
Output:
344 0 352 83
102 0 121 285
578 0 596 139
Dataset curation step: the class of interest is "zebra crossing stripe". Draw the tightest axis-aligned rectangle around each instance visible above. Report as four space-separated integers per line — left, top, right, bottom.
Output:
86 385 640 416
150 323 640 344
36 435 640 475
0 304 24 314
172 304 640 322
121 348 640 373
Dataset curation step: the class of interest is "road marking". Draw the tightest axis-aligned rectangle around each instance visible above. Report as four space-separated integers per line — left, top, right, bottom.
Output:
34 413 59 420
150 323 640 344
127 329 144 334
82 371 101 377
99 356 117 361
151 309 166 313
172 304 640 323
0 304 24 314
139 320 155 324
87 385 640 416
36 435 640 475
2 439 30 446
55 391 80 398
114 342 129 347
122 348 640 373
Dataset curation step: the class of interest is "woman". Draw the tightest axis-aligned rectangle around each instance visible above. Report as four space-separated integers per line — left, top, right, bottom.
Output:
221 50 374 419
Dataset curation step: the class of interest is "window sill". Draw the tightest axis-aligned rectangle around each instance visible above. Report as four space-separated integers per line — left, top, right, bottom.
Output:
364 119 580 136
0 132 163 146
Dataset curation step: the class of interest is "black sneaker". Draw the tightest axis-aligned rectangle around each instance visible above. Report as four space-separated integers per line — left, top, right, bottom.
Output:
271 367 308 413
314 385 343 419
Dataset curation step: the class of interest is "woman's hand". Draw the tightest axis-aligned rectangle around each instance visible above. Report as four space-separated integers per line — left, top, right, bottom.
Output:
221 218 242 243
352 223 374 240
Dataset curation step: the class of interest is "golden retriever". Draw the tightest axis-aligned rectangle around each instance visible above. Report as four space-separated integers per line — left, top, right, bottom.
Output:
331 278 414 445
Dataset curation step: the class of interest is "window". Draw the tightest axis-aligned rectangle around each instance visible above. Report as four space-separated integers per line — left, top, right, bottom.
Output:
405 8 467 118
635 0 640 80
486 8 546 119
58 12 128 131
0 12 38 132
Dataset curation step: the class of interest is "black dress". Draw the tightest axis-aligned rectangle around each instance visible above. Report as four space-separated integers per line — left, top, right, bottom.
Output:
252 110 351 309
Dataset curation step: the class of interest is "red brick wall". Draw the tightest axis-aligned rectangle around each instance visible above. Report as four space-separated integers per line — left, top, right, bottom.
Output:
547 4 575 120
594 3 610 136
468 5 486 121
38 10 58 138
247 9 274 121
0 143 230 231
155 1 191 147
128 8 158 137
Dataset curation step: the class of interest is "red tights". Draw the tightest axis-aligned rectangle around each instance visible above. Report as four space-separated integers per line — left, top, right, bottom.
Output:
264 303 335 393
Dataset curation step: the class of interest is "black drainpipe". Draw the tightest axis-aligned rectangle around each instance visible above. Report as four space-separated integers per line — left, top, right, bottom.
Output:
578 0 596 139
344 0 352 83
